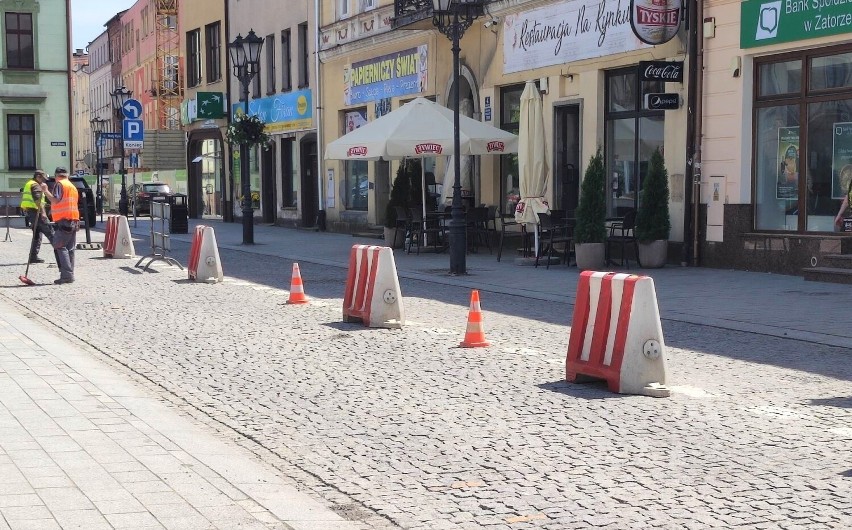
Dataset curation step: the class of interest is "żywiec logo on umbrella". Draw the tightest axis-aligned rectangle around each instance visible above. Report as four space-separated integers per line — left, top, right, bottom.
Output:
347 146 368 157
414 143 443 155
630 0 682 45
487 141 505 153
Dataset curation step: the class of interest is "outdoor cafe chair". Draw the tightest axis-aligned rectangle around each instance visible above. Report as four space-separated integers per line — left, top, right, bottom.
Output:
606 208 638 268
535 212 574 269
408 207 445 255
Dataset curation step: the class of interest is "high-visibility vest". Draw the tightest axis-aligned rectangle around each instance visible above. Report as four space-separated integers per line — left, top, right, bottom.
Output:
19 180 45 209
51 179 80 221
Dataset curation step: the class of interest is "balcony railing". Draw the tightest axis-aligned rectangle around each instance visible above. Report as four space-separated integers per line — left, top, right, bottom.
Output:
393 0 433 29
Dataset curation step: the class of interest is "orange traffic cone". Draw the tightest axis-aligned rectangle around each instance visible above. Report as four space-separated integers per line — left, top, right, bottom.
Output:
460 290 490 348
286 263 309 304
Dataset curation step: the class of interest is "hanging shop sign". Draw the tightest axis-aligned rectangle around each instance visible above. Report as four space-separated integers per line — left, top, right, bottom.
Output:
230 89 313 133
644 93 680 110
638 60 684 82
197 92 225 119
503 0 650 75
630 0 683 45
344 45 428 106
741 0 852 49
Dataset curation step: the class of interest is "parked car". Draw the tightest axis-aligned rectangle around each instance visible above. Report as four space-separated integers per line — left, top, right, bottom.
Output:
45 176 96 228
129 182 175 215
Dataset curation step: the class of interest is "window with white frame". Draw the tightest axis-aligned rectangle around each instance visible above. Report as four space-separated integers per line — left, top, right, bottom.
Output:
360 0 376 12
339 0 350 18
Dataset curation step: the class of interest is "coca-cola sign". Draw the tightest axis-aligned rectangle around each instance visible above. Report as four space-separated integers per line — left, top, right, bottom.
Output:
630 0 682 45
638 60 684 83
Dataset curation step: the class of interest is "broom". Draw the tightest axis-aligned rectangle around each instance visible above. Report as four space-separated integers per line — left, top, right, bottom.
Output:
19 209 42 286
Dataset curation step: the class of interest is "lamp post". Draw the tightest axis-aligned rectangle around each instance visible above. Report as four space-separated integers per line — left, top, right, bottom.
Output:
90 117 107 221
432 0 485 275
228 29 264 245
110 86 132 217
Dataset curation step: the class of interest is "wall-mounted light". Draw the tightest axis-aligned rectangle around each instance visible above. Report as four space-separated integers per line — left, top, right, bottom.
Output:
731 56 741 78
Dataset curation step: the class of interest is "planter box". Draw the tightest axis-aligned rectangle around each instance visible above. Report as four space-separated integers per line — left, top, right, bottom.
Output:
575 242 605 270
638 240 668 268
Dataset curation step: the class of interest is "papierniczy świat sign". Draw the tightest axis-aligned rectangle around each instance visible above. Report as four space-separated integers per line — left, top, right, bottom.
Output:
630 0 683 45
740 0 852 48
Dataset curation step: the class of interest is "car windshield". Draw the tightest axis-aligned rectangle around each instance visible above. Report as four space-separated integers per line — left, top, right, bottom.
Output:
142 183 170 193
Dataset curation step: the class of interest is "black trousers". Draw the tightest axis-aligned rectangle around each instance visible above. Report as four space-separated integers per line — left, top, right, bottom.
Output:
24 210 55 260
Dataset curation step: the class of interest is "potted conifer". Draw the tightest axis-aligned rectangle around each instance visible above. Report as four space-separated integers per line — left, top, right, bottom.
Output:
635 148 671 268
573 148 607 270
383 159 419 248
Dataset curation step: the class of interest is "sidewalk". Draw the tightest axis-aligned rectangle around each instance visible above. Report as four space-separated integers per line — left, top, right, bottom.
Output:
122 216 852 348
0 297 364 530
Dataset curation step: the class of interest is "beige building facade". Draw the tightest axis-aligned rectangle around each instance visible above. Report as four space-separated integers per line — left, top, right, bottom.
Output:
700 0 852 274
227 0 319 227
319 0 690 252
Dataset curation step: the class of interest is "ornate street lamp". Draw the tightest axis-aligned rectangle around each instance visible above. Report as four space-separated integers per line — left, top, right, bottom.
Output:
432 0 485 275
110 85 133 216
229 29 264 245
90 116 107 221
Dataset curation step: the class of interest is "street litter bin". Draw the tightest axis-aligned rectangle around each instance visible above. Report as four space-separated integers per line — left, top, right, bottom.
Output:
169 194 188 234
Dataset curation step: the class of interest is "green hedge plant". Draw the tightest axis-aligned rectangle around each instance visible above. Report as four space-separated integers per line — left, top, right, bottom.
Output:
635 148 671 242
384 158 420 228
574 148 607 244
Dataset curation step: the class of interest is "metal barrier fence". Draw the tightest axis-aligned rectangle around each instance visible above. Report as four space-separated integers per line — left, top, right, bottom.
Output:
135 200 183 271
0 192 23 242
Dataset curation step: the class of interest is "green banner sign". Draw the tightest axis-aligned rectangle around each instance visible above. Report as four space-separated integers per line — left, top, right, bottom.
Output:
741 0 852 49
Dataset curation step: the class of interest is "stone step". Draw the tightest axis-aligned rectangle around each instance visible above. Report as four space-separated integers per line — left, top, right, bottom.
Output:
820 254 852 269
802 266 852 285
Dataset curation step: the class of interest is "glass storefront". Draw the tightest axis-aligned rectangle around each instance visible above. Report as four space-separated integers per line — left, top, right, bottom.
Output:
500 84 522 215
753 45 852 232
343 108 368 210
604 68 664 217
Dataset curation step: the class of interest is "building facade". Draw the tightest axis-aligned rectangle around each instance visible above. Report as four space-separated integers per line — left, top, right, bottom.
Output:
319 0 691 253
227 0 320 228
700 0 852 274
0 0 72 191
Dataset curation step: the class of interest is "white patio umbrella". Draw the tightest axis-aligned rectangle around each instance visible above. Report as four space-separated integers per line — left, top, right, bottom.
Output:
325 97 518 221
514 81 550 257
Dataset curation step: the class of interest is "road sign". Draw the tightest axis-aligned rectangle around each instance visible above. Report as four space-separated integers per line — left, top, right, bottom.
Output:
122 98 143 120
101 132 122 140
129 153 139 167
123 119 144 149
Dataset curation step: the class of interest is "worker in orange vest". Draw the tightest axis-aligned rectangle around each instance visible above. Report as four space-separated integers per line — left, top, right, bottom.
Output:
41 167 79 284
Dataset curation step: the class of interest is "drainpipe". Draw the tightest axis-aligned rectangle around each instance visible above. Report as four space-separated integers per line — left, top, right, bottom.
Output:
224 0 235 222
683 0 703 266
65 0 74 169
314 0 326 230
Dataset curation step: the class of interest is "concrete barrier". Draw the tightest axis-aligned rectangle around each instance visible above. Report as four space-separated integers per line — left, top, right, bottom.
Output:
566 271 670 397
187 225 223 283
342 245 404 328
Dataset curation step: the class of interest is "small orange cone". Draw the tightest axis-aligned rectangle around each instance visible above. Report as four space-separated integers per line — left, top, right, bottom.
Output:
286 263 309 304
460 290 490 348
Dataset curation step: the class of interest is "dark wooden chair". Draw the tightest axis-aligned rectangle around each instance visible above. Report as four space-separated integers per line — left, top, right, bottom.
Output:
606 208 638 267
408 208 445 254
536 212 574 269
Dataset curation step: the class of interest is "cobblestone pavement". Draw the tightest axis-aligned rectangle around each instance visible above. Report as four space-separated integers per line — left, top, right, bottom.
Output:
1 224 851 529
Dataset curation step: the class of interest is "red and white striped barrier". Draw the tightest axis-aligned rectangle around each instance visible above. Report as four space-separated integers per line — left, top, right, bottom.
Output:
102 215 134 258
566 271 670 397
342 245 404 328
187 225 223 283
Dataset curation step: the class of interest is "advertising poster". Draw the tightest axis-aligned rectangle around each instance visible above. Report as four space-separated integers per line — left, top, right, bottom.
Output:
776 126 799 200
832 122 852 199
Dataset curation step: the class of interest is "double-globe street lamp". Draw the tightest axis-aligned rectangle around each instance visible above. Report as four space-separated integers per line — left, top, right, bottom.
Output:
432 0 485 275
89 116 107 221
228 29 264 245
110 86 133 217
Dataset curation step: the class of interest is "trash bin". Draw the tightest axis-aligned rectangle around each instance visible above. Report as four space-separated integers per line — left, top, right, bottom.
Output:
169 194 188 234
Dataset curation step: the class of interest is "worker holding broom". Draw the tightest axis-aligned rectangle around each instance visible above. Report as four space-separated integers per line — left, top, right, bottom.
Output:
19 169 54 264
41 167 79 284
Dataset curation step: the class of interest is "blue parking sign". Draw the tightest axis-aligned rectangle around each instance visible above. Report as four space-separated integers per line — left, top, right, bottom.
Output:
123 119 144 149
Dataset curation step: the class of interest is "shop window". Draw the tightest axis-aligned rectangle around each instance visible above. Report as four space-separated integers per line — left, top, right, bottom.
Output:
5 12 33 69
7 114 36 169
604 68 664 217
344 109 368 210
281 138 297 208
500 84 523 215
754 45 852 232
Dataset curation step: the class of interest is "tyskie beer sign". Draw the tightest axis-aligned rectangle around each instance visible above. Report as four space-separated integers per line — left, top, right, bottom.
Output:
630 0 683 45
639 60 684 82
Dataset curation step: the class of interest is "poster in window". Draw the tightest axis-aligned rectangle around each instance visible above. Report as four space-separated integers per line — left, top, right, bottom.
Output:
344 109 367 134
832 122 852 199
776 126 799 200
